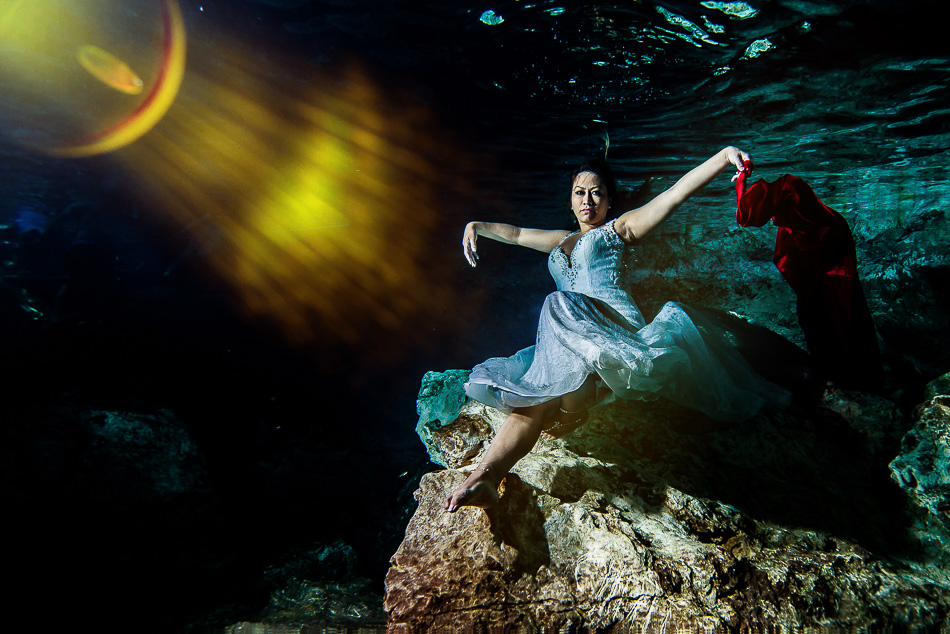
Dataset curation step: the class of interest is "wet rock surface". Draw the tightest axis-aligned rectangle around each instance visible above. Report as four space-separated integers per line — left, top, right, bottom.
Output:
0 395 417 634
0 403 232 632
890 394 950 575
385 373 950 631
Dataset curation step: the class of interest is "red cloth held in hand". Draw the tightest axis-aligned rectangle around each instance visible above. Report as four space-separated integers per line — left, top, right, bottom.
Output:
735 162 882 390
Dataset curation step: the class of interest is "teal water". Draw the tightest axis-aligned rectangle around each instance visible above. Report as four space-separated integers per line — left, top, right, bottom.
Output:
1 0 948 631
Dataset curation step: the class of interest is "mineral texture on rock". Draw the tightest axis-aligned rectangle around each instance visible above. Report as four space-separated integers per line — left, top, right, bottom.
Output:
385 371 950 631
890 394 950 576
414 369 473 466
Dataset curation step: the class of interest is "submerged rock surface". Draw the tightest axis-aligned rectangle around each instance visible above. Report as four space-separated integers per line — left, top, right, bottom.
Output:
385 371 950 631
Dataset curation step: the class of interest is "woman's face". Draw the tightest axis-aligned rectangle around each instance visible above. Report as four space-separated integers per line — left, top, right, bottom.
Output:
571 171 610 229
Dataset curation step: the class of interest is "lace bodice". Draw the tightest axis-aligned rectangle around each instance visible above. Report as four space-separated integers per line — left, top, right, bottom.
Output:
547 220 645 329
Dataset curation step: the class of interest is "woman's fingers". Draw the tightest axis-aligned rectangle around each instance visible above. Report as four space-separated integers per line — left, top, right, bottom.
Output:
738 151 752 170
727 148 752 181
463 234 478 267
727 147 750 169
464 244 475 267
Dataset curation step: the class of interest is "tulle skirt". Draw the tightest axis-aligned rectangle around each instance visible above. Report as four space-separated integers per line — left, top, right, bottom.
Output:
464 291 789 421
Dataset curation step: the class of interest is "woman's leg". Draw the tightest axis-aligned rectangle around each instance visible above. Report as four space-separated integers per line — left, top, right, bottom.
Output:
559 373 597 412
444 374 601 512
539 373 599 438
444 399 558 512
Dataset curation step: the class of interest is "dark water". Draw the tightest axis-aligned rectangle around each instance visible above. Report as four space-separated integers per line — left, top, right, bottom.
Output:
1 0 948 630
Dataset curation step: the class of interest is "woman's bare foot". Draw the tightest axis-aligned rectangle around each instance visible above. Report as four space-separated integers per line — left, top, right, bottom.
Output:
444 467 500 512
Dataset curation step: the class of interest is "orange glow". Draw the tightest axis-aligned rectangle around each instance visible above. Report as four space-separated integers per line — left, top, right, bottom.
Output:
113 26 459 347
77 45 144 95
1 0 460 349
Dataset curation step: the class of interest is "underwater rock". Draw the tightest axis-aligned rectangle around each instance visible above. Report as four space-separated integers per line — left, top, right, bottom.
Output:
216 539 389 631
256 577 387 628
414 369 472 465
0 405 216 514
384 371 950 631
0 403 235 632
263 539 359 585
889 376 950 573
819 388 907 457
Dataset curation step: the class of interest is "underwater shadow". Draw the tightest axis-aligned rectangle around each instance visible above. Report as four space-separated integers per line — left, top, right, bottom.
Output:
683 305 821 402
488 473 551 576
560 378 919 562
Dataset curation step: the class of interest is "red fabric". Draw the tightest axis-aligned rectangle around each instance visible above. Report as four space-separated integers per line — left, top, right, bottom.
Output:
736 167 856 285
735 163 882 389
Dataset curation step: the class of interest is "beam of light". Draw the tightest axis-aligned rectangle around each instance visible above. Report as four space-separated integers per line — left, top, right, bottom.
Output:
76 45 144 95
1 0 461 351
117 56 457 348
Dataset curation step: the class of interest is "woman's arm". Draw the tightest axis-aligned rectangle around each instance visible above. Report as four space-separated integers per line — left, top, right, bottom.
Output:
463 222 570 267
613 146 750 243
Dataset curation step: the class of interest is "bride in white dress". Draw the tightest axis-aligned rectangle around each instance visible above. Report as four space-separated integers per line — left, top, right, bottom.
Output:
445 147 789 512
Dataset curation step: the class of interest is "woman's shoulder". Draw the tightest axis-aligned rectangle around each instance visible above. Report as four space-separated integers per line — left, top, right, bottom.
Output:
607 217 639 245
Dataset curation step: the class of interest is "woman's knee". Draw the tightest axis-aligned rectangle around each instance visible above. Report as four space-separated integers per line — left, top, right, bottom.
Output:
561 374 597 410
514 399 560 422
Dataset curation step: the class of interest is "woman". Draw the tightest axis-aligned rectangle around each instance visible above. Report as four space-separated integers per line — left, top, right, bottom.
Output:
445 146 788 512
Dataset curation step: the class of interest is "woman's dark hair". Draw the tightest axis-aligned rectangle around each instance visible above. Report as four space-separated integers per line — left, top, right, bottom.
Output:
568 158 618 206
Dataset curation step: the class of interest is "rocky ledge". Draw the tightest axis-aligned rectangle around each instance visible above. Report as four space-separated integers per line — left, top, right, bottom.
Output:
384 370 950 631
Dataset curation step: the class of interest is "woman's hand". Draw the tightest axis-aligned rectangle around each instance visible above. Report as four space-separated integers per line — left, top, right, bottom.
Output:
725 146 752 182
462 222 479 267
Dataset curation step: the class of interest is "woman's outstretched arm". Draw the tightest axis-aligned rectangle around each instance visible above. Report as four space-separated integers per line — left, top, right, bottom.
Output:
463 222 570 267
613 146 750 243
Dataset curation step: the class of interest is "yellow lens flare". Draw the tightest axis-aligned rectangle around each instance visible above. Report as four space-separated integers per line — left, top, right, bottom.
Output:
77 44 144 95
2 0 465 349
50 0 186 157
112 32 462 348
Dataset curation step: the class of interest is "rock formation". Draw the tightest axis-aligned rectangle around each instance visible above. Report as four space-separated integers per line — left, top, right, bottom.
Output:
385 371 950 631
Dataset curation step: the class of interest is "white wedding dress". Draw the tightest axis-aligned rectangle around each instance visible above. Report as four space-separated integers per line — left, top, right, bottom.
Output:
464 220 788 420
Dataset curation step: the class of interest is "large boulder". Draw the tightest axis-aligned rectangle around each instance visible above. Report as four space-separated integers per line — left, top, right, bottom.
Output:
0 404 230 631
385 371 950 631
890 384 950 576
